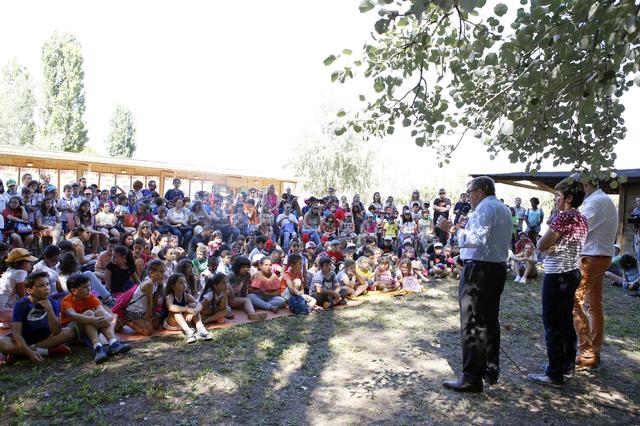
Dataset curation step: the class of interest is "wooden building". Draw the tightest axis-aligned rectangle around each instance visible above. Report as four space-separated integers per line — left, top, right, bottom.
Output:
472 170 640 257
0 145 298 198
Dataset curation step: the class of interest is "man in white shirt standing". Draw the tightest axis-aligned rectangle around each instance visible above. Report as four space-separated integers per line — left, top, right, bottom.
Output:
572 174 618 370
437 176 512 393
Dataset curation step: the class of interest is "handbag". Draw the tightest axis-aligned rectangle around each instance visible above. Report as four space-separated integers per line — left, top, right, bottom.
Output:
16 223 33 235
287 294 310 315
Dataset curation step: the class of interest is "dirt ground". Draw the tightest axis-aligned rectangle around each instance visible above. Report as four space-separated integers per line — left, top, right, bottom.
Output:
1 277 639 425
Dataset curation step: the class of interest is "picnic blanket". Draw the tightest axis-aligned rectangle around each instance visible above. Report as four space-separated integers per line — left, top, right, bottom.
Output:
0 299 367 343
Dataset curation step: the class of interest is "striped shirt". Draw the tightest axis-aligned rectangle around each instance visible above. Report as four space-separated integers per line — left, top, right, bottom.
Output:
543 209 588 274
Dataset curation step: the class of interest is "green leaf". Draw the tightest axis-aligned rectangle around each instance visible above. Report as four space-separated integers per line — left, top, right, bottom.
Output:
359 0 375 13
336 110 346 118
485 53 498 65
402 118 411 127
459 0 478 13
397 17 409 27
334 127 347 136
374 18 389 34
494 3 508 16
373 79 385 93
323 55 337 66
358 95 366 101
331 71 340 82
415 137 425 147
387 126 395 135
342 49 352 55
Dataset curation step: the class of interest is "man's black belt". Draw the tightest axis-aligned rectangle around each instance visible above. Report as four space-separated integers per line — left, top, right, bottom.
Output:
463 259 506 266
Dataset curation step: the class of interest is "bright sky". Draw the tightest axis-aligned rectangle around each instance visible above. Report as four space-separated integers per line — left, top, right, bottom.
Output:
1 1 638 185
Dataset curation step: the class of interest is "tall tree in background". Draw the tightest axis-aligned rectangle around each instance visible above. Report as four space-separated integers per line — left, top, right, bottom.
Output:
41 32 88 152
106 104 136 158
291 121 375 196
328 0 640 177
0 59 36 146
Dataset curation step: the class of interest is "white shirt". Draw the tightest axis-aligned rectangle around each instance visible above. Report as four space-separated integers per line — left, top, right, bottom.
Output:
579 189 618 257
458 195 512 263
33 260 60 294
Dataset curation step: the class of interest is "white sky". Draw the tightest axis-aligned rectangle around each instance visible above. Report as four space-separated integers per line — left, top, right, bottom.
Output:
1 0 638 185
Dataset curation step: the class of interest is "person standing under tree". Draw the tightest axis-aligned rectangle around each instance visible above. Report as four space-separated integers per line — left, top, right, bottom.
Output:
572 174 618 371
432 188 452 244
436 176 512 393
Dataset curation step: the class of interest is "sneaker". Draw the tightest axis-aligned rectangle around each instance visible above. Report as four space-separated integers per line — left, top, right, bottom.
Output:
527 373 563 388
94 345 108 364
186 330 197 344
248 312 267 321
3 353 17 366
339 299 348 306
108 341 131 356
102 296 117 308
197 328 213 341
48 344 72 357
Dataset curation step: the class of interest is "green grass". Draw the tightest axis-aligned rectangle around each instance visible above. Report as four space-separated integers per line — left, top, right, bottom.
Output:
1 276 639 425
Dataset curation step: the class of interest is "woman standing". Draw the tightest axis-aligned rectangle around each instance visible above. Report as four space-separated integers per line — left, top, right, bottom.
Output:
527 178 588 387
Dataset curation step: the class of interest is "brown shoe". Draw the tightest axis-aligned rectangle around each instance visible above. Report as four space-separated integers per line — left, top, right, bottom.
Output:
576 356 598 371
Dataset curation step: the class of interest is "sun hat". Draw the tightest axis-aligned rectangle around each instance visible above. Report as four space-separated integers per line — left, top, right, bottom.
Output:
6 248 38 264
384 236 393 241
305 241 317 249
330 239 340 246
6 179 17 187
434 242 443 248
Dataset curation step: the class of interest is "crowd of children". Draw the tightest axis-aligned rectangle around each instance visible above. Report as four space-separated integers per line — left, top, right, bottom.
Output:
0 174 631 366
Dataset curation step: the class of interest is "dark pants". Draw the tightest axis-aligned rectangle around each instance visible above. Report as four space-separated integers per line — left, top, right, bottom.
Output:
542 269 580 382
459 261 506 384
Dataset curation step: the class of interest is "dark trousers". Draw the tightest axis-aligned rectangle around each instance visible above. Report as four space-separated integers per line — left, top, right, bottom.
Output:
542 270 580 381
459 261 506 384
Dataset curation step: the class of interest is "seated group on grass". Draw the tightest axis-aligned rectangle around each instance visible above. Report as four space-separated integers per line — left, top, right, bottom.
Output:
0 178 475 365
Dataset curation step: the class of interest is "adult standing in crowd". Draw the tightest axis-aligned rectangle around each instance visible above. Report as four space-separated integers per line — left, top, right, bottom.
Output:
573 174 618 370
527 178 588 387
436 176 511 393
433 188 452 244
164 178 184 202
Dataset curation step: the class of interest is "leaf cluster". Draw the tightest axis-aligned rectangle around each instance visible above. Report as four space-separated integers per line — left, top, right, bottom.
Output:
329 0 640 177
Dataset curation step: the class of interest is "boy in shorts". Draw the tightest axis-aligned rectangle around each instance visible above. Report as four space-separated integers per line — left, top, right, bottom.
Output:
0 272 75 365
60 273 131 364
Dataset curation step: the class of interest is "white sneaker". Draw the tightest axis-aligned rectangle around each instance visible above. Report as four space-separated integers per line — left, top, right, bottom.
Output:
186 329 197 344
196 327 212 341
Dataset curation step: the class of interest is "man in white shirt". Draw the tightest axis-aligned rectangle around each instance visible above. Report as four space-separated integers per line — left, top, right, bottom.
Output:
437 176 512 393
572 174 618 370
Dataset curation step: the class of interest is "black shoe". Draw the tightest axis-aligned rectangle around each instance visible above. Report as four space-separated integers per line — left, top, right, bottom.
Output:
483 373 498 386
443 378 483 393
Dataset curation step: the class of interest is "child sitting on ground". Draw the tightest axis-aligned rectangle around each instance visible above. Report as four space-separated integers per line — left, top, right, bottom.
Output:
0 272 75 365
398 258 422 293
199 272 232 326
61 273 131 364
311 257 347 309
248 257 286 313
117 260 165 336
164 273 211 343
509 243 538 283
281 254 316 314
336 259 368 298
428 242 450 279
192 244 209 287
605 254 640 296
373 256 399 292
355 256 376 291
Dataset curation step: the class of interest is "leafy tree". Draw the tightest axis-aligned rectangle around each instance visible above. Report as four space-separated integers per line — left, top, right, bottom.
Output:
290 120 375 196
106 105 136 158
40 32 88 152
0 59 36 146
328 0 640 177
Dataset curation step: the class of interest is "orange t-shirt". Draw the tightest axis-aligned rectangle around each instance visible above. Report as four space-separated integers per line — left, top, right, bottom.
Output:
60 294 101 326
280 269 304 294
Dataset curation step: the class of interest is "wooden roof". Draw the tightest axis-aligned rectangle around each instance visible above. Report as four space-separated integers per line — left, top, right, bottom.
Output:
471 169 640 194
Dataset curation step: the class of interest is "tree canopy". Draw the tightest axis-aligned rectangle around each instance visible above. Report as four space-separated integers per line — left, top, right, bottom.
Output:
328 0 640 178
41 32 88 152
106 105 137 158
291 120 375 196
0 59 36 147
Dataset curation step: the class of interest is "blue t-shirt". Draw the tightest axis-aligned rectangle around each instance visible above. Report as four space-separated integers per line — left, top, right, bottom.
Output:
527 208 543 228
12 296 60 345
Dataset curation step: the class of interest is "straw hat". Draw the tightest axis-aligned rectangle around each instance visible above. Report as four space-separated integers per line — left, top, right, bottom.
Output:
6 248 38 264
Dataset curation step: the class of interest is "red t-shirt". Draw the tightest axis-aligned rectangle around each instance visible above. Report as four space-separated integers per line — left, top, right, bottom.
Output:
60 294 101 326
251 274 280 292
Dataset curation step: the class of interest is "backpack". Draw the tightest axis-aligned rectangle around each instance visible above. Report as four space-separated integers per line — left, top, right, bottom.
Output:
112 284 140 317
287 294 310 315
